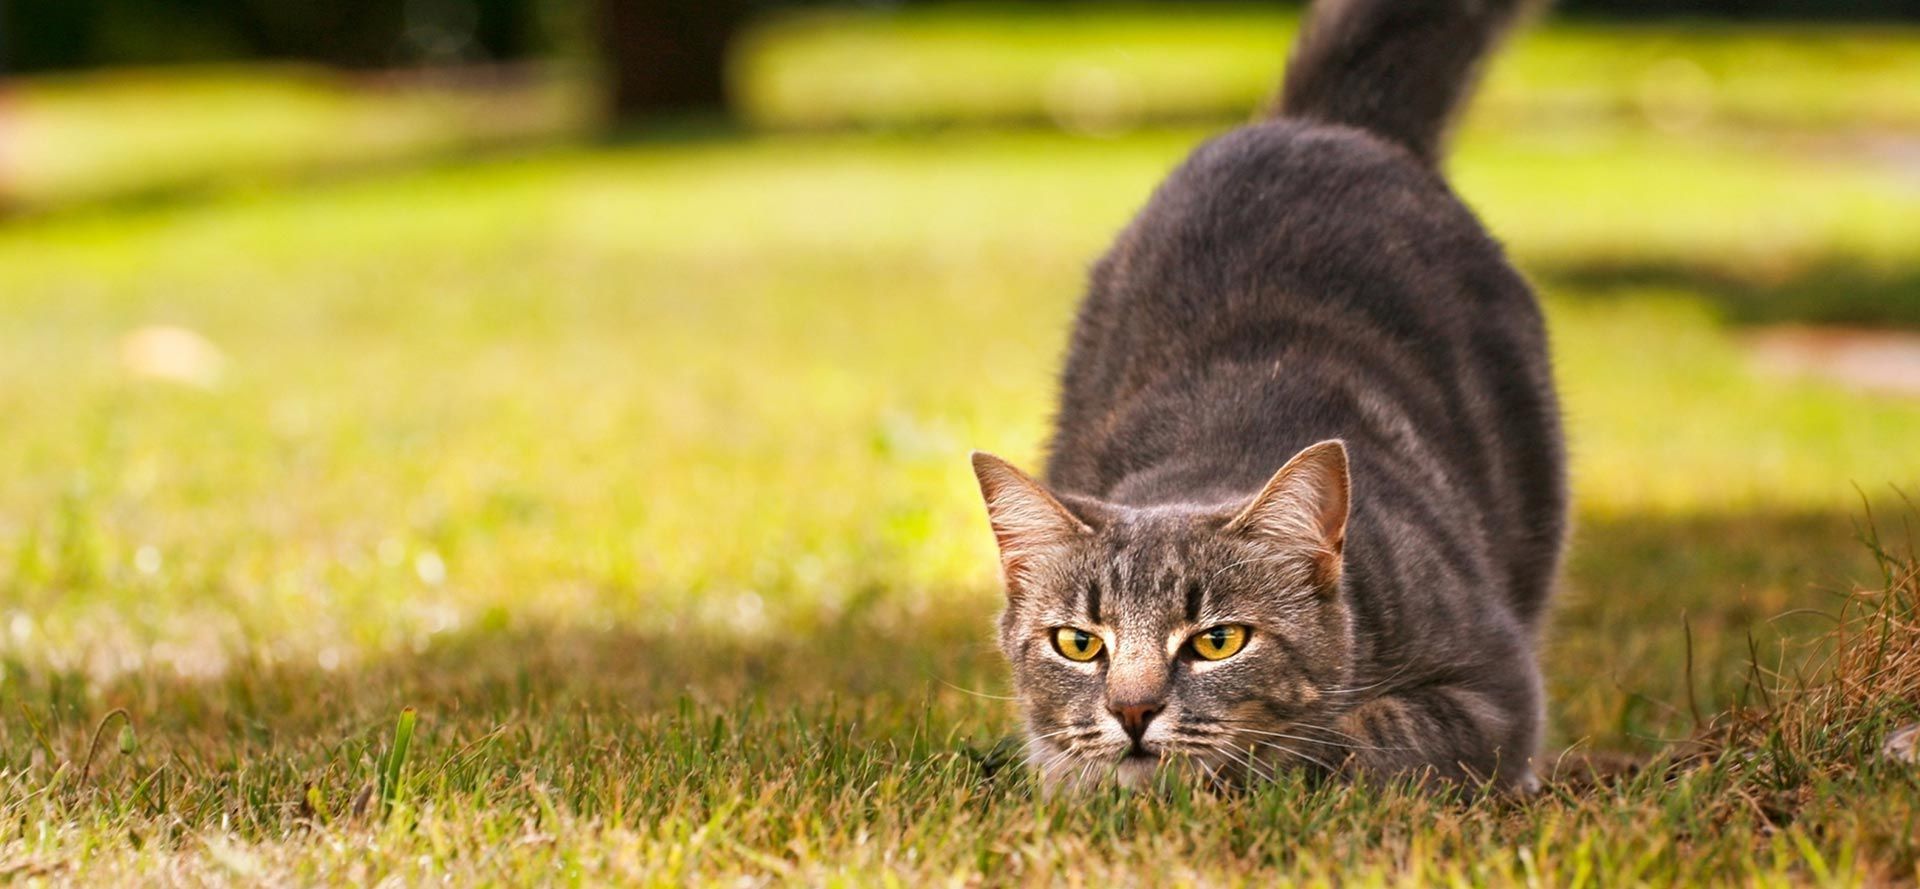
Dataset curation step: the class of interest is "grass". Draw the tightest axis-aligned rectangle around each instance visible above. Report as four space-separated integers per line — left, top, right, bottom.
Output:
1 65 592 210
744 4 1920 131
2 6 1920 884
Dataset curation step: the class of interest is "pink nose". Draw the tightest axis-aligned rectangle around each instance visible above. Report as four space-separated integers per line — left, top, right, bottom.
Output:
1109 702 1162 741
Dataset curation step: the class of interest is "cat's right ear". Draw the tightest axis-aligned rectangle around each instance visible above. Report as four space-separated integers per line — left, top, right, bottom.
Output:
970 452 1091 597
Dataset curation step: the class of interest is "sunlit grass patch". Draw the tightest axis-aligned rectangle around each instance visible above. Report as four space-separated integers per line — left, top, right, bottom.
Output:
1 65 591 210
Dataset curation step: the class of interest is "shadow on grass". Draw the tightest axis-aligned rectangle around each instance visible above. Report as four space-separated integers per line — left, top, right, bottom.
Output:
54 593 1012 742
1 593 1023 833
1542 259 1920 329
0 133 594 228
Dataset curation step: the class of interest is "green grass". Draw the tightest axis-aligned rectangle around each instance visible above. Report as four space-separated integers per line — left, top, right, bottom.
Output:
3 8 1920 885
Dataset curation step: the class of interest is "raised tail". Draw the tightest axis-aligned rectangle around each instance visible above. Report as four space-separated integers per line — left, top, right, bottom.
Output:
1276 0 1535 165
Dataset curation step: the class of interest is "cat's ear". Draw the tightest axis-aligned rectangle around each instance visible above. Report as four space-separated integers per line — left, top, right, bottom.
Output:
1226 440 1350 586
970 452 1091 597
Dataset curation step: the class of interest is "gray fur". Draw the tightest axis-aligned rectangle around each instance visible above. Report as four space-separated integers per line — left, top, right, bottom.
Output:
971 0 1563 792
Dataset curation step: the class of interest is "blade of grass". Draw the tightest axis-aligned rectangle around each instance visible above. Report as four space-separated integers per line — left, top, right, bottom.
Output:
378 707 418 820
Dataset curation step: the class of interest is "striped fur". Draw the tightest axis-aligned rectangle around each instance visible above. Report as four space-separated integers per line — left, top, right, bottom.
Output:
972 0 1563 792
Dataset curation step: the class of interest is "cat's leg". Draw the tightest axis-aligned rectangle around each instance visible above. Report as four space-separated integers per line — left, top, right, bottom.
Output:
1331 683 1541 792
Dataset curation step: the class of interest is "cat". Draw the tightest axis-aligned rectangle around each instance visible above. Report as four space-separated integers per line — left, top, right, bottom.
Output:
970 0 1565 792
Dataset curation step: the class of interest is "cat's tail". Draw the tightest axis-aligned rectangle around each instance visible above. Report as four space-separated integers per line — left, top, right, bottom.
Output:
1275 0 1536 165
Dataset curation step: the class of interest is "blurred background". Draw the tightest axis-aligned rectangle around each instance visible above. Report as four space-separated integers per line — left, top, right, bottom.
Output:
5 0 1920 207
2 0 1919 797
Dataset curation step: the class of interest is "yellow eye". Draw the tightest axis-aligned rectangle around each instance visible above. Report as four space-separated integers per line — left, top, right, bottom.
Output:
1190 625 1249 661
1052 627 1104 662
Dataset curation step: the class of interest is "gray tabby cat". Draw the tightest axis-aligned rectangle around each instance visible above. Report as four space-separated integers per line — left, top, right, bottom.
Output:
970 0 1565 792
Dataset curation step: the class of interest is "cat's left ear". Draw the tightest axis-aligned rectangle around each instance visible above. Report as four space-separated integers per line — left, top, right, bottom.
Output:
1226 440 1350 586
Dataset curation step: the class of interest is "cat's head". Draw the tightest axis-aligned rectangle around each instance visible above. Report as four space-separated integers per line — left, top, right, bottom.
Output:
970 441 1356 790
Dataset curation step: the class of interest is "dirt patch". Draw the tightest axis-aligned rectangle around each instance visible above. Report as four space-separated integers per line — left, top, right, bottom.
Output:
1747 325 1920 398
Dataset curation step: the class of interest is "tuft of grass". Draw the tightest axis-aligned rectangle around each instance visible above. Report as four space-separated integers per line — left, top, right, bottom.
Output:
1650 517 1920 879
1706 509 1920 778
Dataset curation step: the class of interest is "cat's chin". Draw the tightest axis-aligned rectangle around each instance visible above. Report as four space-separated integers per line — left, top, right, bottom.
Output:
1038 756 1166 793
1110 755 1162 789
1027 738 1211 793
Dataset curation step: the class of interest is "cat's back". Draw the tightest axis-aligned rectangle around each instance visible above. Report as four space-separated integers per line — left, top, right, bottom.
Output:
1075 119 1536 355
1047 119 1565 625
1050 117 1551 469
1126 120 1481 274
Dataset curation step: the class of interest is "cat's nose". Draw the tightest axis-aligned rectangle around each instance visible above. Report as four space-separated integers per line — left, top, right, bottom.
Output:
1109 701 1162 741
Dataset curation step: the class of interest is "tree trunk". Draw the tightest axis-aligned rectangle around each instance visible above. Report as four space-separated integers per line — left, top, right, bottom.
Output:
595 0 747 122
0 0 14 215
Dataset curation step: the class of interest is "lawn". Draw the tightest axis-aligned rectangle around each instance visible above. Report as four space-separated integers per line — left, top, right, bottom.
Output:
2 6 1919 884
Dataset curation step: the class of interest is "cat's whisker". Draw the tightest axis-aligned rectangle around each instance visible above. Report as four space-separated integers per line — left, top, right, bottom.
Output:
1170 727 1230 741
1225 744 1282 786
1276 722 1410 751
1031 743 1080 781
1251 740 1336 773
1201 740 1267 785
1231 727 1360 750
1026 725 1086 743
1032 745 1071 771
1076 756 1104 790
1026 739 1074 762
1194 755 1226 791
1317 664 1415 698
1036 741 1082 768
1228 725 1409 752
1274 721 1363 740
936 678 1020 701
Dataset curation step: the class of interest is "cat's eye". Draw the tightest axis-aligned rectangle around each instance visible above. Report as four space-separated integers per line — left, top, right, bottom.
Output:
1189 625 1250 661
1052 627 1104 662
